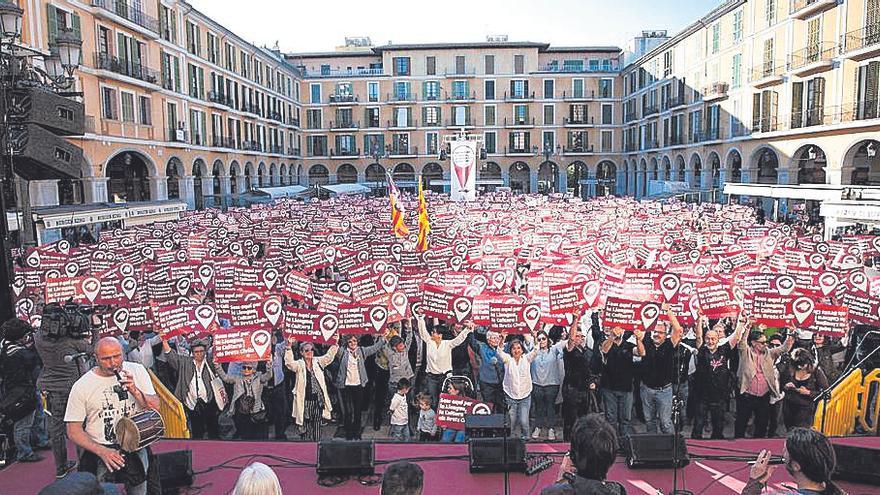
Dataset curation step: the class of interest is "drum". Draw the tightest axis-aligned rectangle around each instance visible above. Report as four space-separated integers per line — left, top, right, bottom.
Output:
115 410 165 452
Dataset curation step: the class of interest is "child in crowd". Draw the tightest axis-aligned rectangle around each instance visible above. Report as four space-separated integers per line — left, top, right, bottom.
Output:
416 393 438 441
440 381 466 443
389 378 411 440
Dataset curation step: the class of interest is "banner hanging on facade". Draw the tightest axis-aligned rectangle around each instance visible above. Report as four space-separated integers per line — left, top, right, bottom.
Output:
449 138 477 202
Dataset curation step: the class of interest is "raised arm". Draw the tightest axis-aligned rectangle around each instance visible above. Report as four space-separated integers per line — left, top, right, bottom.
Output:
695 314 705 349
210 354 235 384
362 337 386 358
449 326 472 347
416 315 430 343
317 344 339 367
663 302 683 347
283 346 302 373
634 329 647 357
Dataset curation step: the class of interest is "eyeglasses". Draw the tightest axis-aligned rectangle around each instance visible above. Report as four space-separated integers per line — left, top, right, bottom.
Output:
537 337 547 341
241 366 254 370
302 348 314 353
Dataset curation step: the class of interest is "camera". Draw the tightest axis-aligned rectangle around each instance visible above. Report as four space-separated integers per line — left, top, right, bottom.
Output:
41 302 95 339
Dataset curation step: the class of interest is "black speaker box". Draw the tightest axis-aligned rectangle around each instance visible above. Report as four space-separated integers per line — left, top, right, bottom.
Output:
623 434 689 469
465 413 509 438
468 437 526 473
4 123 82 180
7 87 85 136
154 449 193 494
317 440 374 476
833 443 880 486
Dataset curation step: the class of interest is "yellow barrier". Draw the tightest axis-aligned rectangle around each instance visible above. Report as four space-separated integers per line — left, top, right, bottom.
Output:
813 368 863 436
148 370 190 439
857 368 880 434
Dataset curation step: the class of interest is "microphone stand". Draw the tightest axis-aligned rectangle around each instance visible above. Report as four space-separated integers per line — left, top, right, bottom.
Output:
670 343 691 495
814 333 880 434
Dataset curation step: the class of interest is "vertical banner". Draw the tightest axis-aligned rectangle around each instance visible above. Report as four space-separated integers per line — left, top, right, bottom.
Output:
449 138 477 202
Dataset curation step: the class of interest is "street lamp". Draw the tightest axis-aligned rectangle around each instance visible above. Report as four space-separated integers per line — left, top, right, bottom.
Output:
541 143 560 193
0 0 23 41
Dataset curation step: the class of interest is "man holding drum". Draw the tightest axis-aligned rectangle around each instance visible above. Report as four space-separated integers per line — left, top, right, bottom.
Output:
65 337 160 495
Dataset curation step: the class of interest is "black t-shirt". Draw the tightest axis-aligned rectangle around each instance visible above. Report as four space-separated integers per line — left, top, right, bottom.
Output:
695 343 734 399
642 338 676 388
563 345 593 387
601 339 637 392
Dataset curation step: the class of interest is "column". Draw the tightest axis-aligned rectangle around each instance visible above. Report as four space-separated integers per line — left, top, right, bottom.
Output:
635 169 645 199
628 168 636 197
149 177 168 201
776 168 791 218
28 180 60 207
357 170 366 184
529 168 539 194
615 168 626 196
219 175 232 208
558 168 568 194
501 168 510 188
824 155 843 186
82 177 109 204
179 175 196 210
328 173 338 185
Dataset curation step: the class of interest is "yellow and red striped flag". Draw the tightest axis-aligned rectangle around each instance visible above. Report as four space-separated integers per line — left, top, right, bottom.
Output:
387 173 409 237
416 179 431 251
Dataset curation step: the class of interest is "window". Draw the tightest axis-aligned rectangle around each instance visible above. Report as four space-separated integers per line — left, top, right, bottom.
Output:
763 38 776 75
485 55 495 75
426 132 439 155
663 51 672 77
307 136 328 156
167 102 178 135
542 131 555 150
207 32 218 63
98 26 110 55
514 104 528 124
139 96 151 125
711 24 720 54
484 80 495 100
733 10 743 42
368 82 379 102
187 64 204 99
452 80 469 99
563 60 584 72
514 55 524 74
46 6 80 44
599 79 613 98
570 104 587 123
189 109 205 145
426 56 436 76
364 134 384 155
731 53 742 89
161 52 181 92
567 131 587 151
543 79 554 99
455 56 465 74
306 109 322 129
102 87 117 120
453 106 468 125
855 62 880 120
765 0 776 26
601 131 613 152
336 135 356 154
393 57 410 76
484 106 496 126
543 105 554 125
510 80 528 98
484 132 496 153
589 59 600 71
689 109 702 142
601 104 613 125
225 43 235 71
509 131 529 151
394 81 412 100
791 77 826 128
335 82 353 96
423 106 440 126
310 84 321 104
395 107 410 127
365 107 380 128
159 4 176 43
392 133 409 153
185 21 200 56
572 79 584 98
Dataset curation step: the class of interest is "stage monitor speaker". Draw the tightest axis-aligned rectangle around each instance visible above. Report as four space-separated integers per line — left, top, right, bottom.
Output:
833 443 880 486
317 440 374 476
7 87 85 136
623 434 689 469
154 449 193 494
465 413 509 438
5 123 82 180
468 437 526 473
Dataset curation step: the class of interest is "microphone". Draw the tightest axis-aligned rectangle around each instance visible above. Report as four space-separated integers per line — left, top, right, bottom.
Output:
64 352 92 363
113 368 129 401
748 457 785 465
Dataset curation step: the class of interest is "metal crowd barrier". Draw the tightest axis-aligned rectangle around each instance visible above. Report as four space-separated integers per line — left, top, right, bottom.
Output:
814 368 880 436
148 369 191 439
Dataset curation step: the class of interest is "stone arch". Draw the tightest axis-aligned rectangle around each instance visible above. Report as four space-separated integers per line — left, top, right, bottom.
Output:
294 164 303 185
724 149 741 183
365 163 386 185
244 162 255 190
843 139 880 185
191 159 208 210
675 155 686 182
792 145 827 185
104 150 155 202
538 160 559 194
279 163 288 186
229 160 242 196
566 160 589 198
650 157 659 181
509 161 531 193
269 162 279 186
309 164 330 185
165 157 183 200
689 152 703 188
392 162 416 183
337 163 358 184
661 155 672 181
639 158 648 197
750 146 779 184
211 159 225 206
422 162 444 192
596 160 617 197
257 162 267 187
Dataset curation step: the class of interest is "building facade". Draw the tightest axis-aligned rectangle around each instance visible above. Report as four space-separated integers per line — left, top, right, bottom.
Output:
18 0 880 221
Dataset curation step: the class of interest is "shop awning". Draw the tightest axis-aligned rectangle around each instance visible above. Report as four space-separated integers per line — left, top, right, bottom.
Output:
320 183 371 195
255 185 311 198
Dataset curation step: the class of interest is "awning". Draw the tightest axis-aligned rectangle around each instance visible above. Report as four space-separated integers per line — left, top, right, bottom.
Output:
722 183 845 201
431 179 505 186
320 183 371 195
255 185 311 198
35 201 188 230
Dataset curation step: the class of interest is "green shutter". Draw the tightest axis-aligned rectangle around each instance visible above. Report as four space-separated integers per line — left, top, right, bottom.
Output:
753 93 762 130
47 5 57 45
198 68 205 99
117 33 126 61
131 42 141 69
71 13 81 40
791 82 803 128
173 58 180 92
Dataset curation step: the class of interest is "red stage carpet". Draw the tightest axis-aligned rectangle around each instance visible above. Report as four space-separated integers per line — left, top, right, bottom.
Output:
1 437 878 494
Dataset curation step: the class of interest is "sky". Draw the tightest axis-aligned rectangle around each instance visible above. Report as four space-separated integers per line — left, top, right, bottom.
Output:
188 0 724 54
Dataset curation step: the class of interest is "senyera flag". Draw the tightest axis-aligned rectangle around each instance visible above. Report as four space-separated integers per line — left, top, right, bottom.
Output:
416 179 431 252
387 172 409 238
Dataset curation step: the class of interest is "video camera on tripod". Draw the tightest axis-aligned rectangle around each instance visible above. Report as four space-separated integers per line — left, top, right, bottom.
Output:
40 301 101 339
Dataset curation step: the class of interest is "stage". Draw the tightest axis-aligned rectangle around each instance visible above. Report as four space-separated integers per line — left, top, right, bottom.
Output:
1 437 878 494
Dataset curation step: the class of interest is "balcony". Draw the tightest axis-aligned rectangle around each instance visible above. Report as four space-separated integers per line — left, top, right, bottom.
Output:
240 103 262 117
625 111 637 123
702 82 729 102
562 145 594 155
93 52 158 85
389 145 419 157
91 0 159 35
563 116 595 127
444 68 477 77
789 0 838 20
642 139 659 150
503 117 535 128
842 24 880 60
751 61 785 88
241 141 265 152
269 145 285 155
537 63 620 73
643 105 660 117
504 91 535 102
211 136 236 149
302 67 384 78
330 148 361 158
444 119 474 128
624 142 638 153
329 94 359 104
562 90 596 101
791 107 828 129
788 42 836 77
388 119 419 129
704 127 722 141
288 117 301 127
307 149 329 158
504 146 536 156
386 92 417 103
288 147 302 157
329 120 360 131
664 96 687 110
445 91 476 102
166 125 186 143
268 112 284 123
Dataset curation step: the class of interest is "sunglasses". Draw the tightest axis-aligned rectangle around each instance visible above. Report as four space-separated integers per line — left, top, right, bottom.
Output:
537 337 547 341
241 366 254 371
302 348 314 352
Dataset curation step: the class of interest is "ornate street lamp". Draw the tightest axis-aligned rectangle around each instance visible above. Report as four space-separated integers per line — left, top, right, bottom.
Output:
0 0 23 41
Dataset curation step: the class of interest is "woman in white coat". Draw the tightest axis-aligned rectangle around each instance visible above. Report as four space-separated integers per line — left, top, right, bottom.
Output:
284 339 339 441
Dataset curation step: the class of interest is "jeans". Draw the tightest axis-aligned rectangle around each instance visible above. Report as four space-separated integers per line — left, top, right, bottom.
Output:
188 399 220 439
13 409 36 460
532 385 559 429
425 373 446 409
480 380 505 413
693 398 726 439
45 389 72 472
31 393 48 448
505 394 532 438
95 447 149 495
341 385 366 440
676 381 689 424
373 367 390 428
735 393 771 438
389 424 410 440
562 384 593 441
641 383 674 434
602 389 633 438
441 428 465 442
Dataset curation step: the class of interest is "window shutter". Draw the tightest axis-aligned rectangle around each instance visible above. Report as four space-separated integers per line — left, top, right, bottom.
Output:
47 5 57 44
752 93 762 130
132 42 141 69
770 91 778 130
509 81 515 97
199 69 205 99
173 58 180 92
866 62 879 119
812 77 825 124
791 82 803 128
117 33 126 61
71 13 82 42
523 80 529 96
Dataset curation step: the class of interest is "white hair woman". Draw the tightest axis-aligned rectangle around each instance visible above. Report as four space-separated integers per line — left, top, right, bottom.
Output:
232 462 282 495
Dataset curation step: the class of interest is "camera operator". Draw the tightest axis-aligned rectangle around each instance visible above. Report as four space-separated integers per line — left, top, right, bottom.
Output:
0 319 42 463
33 303 99 479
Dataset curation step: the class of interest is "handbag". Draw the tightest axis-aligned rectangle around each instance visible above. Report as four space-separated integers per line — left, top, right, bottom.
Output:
206 365 228 411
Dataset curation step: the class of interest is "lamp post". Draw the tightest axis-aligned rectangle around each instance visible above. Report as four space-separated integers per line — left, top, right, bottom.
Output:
371 144 387 196
0 1 81 321
541 143 560 193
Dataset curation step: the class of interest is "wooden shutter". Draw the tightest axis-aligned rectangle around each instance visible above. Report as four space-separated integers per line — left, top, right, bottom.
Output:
769 91 779 130
523 80 529 97
866 62 880 119
71 13 81 41
791 81 803 128
753 93 762 130
811 77 825 125
47 5 57 44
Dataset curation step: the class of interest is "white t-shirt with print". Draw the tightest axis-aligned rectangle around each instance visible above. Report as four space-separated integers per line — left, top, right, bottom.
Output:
64 361 156 446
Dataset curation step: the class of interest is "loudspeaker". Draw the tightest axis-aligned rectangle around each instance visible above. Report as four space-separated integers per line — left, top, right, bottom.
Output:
465 413 509 438
6 87 85 136
833 443 880 485
4 123 82 179
468 437 526 473
154 449 193 494
317 440 374 476
623 434 689 469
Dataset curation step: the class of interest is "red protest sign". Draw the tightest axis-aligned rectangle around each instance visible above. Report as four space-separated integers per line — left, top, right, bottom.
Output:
745 292 794 327
337 303 388 334
549 281 586 314
419 284 474 323
435 393 493 429
695 279 742 317
230 296 285 331
787 296 849 337
281 270 313 302
283 308 339 344
151 303 219 339
103 306 153 335
603 298 661 331
212 327 273 362
838 290 880 326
